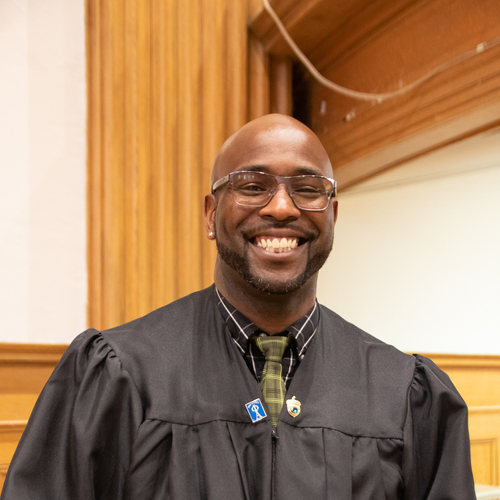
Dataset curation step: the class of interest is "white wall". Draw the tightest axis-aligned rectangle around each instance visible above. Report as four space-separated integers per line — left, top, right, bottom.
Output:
0 0 86 343
318 129 500 354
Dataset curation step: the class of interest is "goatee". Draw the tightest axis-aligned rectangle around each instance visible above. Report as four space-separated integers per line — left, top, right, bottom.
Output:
216 237 333 295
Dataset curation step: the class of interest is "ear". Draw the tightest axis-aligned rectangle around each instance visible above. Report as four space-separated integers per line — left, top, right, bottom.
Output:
332 200 338 226
204 194 217 239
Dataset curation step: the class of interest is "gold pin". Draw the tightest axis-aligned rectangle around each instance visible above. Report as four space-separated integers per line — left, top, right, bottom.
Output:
286 396 301 418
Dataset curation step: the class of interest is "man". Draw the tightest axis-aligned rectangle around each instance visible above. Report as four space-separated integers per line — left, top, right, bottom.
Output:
2 114 475 499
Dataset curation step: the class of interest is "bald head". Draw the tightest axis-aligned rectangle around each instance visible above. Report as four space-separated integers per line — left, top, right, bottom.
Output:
212 114 333 185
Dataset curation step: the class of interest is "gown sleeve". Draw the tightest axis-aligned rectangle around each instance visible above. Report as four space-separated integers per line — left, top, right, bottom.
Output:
402 355 476 499
1 329 144 500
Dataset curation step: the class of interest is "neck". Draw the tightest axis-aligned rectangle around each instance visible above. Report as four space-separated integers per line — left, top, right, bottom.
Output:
214 260 317 334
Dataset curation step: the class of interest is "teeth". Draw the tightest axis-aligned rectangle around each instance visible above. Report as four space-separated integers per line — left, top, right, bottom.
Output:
256 237 299 253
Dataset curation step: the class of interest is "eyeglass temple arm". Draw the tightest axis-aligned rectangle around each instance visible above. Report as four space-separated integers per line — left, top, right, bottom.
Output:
211 174 230 194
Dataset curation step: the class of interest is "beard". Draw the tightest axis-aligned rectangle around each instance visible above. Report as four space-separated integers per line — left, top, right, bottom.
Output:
215 227 333 295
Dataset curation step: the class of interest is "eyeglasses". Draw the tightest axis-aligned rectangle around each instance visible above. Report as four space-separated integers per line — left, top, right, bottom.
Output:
211 170 337 211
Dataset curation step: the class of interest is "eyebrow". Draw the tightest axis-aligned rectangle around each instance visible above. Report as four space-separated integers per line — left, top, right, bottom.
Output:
241 165 323 176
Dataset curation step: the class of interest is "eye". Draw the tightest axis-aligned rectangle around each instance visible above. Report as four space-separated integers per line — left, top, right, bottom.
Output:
295 186 321 194
293 186 325 199
237 183 268 193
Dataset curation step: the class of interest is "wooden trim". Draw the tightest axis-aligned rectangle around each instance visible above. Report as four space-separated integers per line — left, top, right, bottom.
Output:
329 89 500 189
470 406 500 414
2 343 500 369
2 343 500 372
421 353 500 369
0 344 67 395
0 343 68 364
0 421 28 434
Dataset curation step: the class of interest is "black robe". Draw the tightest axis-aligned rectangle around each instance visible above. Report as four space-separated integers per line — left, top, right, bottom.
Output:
1 286 476 499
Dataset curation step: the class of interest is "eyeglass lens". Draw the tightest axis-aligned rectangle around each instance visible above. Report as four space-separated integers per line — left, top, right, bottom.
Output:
230 171 333 210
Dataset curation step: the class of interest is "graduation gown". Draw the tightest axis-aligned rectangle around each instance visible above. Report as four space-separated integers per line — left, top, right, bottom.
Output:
1 286 476 499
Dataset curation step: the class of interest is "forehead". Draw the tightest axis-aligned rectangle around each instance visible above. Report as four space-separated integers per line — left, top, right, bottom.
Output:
215 125 333 180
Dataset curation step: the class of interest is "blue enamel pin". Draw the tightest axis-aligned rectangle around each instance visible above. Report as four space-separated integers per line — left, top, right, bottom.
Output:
245 398 267 423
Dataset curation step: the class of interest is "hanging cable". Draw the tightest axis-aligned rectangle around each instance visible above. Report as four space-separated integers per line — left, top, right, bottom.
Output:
263 0 500 103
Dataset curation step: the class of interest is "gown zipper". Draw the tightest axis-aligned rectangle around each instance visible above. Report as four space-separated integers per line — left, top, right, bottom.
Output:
271 427 278 500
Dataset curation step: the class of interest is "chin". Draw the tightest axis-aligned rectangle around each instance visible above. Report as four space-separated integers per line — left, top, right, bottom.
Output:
246 273 312 295
217 240 332 295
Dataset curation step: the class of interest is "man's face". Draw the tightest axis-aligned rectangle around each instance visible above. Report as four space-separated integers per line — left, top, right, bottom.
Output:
208 121 337 295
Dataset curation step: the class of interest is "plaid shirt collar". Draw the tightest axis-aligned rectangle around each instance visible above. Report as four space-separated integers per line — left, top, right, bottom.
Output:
214 286 319 358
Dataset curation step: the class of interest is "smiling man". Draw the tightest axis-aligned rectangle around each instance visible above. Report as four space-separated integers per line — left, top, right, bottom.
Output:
2 115 475 500
206 114 337 333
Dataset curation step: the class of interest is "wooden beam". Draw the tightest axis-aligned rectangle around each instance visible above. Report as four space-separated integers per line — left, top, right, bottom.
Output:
331 97 500 189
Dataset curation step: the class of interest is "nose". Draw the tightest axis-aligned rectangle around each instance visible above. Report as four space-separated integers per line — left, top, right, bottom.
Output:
258 184 301 221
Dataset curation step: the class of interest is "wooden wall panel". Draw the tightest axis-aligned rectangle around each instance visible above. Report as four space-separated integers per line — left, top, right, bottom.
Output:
469 414 500 485
427 354 500 486
86 0 267 330
426 354 500 407
0 343 67 493
0 422 24 491
149 0 176 311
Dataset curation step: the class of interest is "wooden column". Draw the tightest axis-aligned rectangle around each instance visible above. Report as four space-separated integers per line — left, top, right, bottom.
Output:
86 0 253 330
270 56 293 115
248 31 271 120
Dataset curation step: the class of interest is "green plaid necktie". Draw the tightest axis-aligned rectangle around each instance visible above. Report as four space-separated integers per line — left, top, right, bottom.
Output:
254 334 290 427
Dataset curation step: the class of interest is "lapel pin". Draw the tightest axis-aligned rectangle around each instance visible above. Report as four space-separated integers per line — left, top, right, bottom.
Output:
245 398 267 423
286 396 301 418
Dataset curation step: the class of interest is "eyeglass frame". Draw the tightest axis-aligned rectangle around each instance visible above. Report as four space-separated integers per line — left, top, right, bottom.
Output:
211 170 337 212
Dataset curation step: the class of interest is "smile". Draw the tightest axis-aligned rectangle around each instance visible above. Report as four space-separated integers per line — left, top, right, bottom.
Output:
254 236 300 253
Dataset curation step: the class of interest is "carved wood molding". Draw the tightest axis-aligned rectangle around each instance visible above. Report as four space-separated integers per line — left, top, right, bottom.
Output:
0 421 27 434
469 406 500 414
0 343 67 364
422 353 500 370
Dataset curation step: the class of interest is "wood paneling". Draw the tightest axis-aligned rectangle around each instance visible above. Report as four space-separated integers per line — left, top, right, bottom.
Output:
425 354 500 407
250 0 500 188
469 414 500 485
0 343 67 492
86 0 263 331
426 354 500 486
